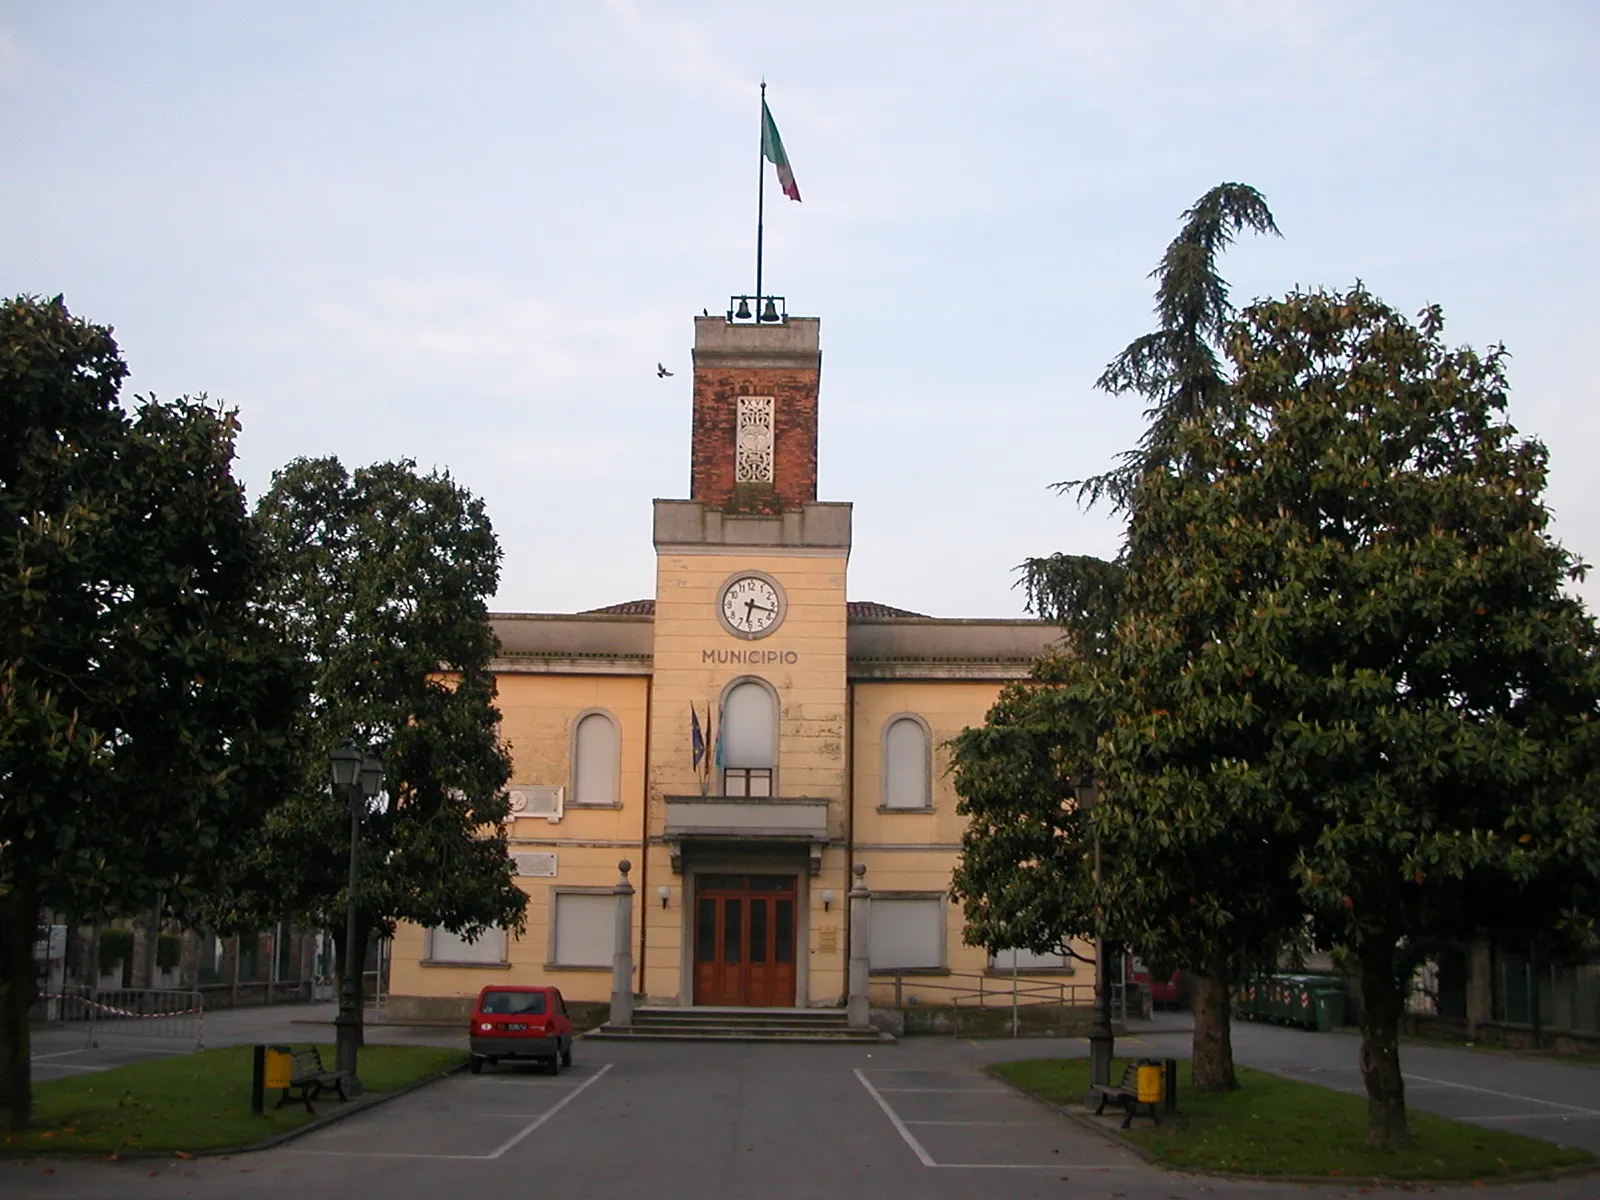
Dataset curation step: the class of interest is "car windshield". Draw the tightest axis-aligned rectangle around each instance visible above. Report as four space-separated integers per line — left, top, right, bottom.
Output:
480 991 545 1015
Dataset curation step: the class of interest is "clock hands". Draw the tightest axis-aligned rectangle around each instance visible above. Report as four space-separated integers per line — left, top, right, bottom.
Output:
741 598 777 628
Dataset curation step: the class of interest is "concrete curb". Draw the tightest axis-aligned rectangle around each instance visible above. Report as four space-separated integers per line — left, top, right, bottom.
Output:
984 1065 1600 1189
200 1059 472 1158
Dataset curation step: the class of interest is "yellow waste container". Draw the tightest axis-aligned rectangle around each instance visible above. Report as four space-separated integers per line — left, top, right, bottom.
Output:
264 1046 293 1090
1136 1060 1163 1105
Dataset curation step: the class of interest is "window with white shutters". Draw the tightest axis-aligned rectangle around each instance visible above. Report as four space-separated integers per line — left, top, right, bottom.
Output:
427 925 507 965
572 711 620 805
883 716 931 810
991 947 1069 971
868 897 946 971
551 892 614 967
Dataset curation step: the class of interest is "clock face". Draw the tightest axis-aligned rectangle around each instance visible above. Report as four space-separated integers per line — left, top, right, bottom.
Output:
719 574 784 639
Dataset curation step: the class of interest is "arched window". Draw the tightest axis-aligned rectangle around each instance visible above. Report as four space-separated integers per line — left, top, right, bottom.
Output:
571 711 620 806
882 716 931 810
722 679 776 796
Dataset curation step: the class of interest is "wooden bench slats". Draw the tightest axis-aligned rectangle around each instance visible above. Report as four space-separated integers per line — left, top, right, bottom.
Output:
275 1046 351 1115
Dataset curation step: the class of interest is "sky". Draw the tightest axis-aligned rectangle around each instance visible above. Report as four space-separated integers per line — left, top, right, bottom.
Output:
5 2 1598 617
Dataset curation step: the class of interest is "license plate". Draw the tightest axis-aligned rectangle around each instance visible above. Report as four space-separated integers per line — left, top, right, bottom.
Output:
504 1023 527 1031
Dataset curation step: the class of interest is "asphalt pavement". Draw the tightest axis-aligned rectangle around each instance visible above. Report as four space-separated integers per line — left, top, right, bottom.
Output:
7 1006 1598 1200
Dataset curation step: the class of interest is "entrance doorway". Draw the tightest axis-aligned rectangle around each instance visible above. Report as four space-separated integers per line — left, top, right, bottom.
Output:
693 874 798 1006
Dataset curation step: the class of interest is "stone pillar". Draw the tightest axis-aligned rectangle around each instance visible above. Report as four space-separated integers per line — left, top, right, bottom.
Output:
1466 939 1493 1041
847 863 871 1029
610 860 636 1028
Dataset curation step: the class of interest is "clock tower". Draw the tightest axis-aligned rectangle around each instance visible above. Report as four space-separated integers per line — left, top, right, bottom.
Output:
643 308 851 1008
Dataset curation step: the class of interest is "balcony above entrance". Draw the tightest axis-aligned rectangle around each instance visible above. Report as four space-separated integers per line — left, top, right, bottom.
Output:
663 796 829 875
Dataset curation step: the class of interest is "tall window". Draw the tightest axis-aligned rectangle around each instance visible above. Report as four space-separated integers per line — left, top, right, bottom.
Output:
883 716 931 810
722 680 776 796
572 711 620 805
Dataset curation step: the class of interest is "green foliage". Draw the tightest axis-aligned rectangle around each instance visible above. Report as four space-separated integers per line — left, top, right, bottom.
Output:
205 456 527 959
96 930 134 974
155 934 182 972
948 666 1100 962
0 294 305 1129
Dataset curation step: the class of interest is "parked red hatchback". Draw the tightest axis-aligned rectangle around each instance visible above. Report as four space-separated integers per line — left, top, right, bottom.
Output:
468 985 574 1074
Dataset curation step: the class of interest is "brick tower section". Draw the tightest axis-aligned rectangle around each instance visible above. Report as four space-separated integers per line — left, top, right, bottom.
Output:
689 315 820 510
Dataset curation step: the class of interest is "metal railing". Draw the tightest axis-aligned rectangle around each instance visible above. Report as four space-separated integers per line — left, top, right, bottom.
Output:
874 969 1128 1038
45 986 205 1050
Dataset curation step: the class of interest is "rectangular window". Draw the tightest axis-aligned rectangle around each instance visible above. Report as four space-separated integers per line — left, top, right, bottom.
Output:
551 893 614 968
427 925 507 965
723 767 773 796
869 897 945 971
992 947 1068 972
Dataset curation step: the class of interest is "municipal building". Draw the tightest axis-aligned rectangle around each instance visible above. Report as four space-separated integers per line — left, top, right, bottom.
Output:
388 309 1074 1020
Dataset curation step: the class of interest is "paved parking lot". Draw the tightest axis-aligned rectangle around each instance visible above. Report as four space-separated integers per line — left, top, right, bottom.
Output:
8 1012 1600 1200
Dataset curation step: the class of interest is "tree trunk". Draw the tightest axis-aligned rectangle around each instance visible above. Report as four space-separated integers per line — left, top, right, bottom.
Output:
1357 933 1410 1150
0 879 39 1131
1190 952 1239 1092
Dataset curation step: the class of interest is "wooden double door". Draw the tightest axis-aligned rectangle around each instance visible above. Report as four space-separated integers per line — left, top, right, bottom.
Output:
693 874 798 1007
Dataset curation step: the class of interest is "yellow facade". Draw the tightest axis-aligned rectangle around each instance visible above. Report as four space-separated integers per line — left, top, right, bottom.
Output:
388 312 1071 1022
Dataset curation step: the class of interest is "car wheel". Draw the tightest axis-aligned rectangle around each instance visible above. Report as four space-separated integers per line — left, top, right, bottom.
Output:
548 1051 562 1076
560 1040 572 1068
469 1055 484 1075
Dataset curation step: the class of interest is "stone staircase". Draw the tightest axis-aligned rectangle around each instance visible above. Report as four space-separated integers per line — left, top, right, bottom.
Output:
587 1006 893 1044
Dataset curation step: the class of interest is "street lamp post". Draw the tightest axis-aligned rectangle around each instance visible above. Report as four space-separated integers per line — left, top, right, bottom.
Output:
1078 770 1115 1094
330 743 384 1097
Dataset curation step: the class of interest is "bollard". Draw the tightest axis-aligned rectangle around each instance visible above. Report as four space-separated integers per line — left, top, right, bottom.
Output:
1163 1057 1179 1115
251 1045 266 1116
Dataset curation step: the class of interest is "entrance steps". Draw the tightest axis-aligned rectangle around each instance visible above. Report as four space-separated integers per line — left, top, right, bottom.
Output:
588 1006 893 1044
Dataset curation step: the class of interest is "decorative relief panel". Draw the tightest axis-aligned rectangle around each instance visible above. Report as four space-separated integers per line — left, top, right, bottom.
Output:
735 396 775 484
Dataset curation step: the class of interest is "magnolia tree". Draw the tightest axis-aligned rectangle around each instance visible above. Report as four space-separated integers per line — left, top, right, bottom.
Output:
204 457 528 1033
0 297 302 1130
1107 286 1600 1148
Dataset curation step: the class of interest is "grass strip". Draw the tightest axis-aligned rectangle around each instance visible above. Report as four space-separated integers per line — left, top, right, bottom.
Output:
991 1057 1595 1182
5 1043 466 1157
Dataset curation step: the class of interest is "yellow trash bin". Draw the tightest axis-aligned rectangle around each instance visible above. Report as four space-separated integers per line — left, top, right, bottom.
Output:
1136 1060 1163 1105
264 1046 293 1090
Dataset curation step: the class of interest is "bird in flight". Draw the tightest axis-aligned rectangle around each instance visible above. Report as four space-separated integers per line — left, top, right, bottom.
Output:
657 363 674 378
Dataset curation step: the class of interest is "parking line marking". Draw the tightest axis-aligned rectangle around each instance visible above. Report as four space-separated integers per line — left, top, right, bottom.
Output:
875 1088 1010 1094
855 1068 937 1167
1403 1073 1600 1116
288 1063 613 1161
937 1163 1139 1170
483 1063 613 1159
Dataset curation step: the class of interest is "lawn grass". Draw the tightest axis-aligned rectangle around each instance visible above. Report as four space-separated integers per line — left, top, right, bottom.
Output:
991 1057 1596 1182
4 1043 465 1158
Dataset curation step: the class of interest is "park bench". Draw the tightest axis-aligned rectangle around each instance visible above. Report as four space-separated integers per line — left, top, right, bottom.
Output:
275 1047 350 1115
1089 1063 1160 1129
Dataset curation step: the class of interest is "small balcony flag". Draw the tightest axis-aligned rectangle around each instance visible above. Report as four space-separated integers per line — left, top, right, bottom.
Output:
762 100 801 202
691 704 705 772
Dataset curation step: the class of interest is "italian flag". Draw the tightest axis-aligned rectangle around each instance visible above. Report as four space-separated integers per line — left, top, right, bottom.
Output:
762 101 801 202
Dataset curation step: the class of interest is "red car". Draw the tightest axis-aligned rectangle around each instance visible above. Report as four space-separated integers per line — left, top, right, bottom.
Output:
468 985 574 1074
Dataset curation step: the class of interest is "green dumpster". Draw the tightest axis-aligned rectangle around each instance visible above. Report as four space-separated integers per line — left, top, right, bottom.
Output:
1312 985 1346 1032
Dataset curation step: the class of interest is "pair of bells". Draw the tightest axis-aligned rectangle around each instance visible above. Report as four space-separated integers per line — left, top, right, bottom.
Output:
735 297 780 322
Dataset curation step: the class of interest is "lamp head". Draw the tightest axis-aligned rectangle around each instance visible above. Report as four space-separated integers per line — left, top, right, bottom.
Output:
359 754 384 799
330 743 362 789
1075 770 1099 811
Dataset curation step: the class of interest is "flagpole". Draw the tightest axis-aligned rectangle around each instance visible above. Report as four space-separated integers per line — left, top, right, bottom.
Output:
756 80 766 320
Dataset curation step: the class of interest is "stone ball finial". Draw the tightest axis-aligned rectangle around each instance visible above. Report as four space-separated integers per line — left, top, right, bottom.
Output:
853 863 866 877
618 859 632 875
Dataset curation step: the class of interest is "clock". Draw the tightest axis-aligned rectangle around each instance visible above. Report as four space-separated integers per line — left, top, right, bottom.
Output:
718 572 785 639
